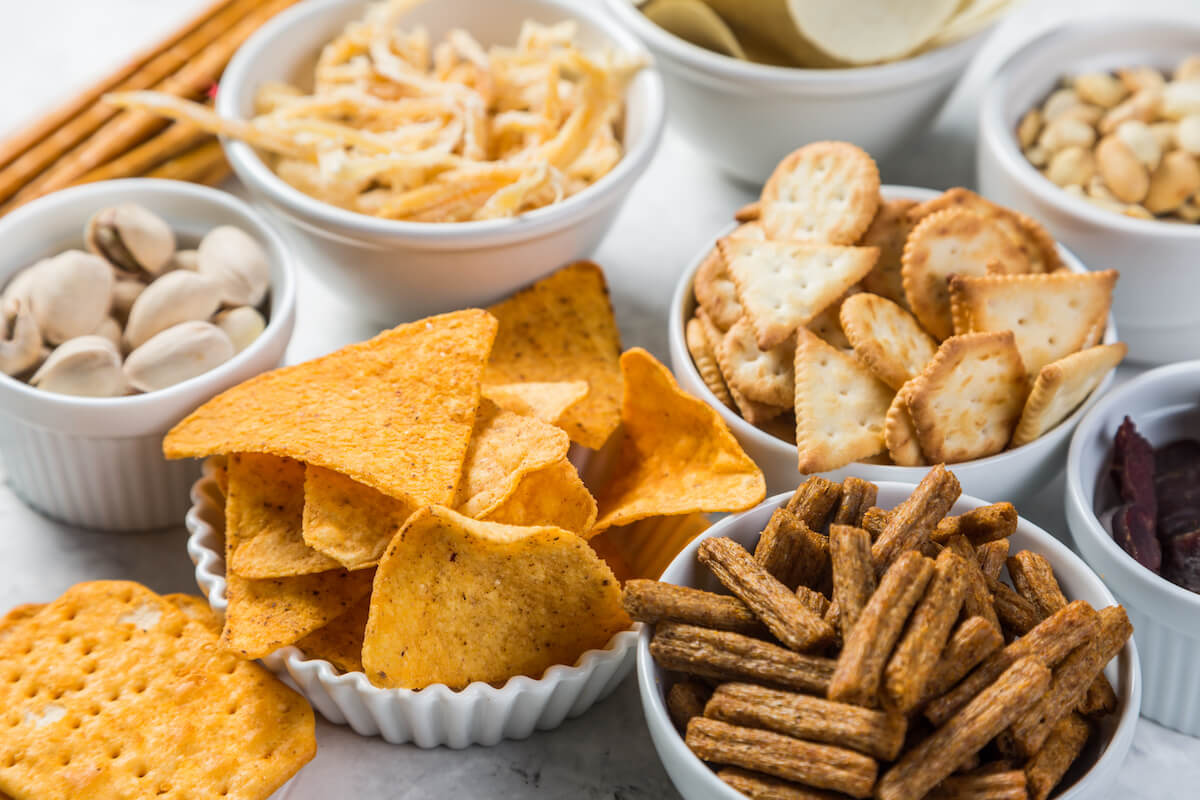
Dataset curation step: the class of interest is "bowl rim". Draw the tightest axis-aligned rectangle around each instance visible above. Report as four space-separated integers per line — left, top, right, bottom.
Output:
668 183 1120 477
602 0 998 92
0 178 297 413
979 16 1200 241
1065 359 1200 611
637 481 1142 800
216 0 666 245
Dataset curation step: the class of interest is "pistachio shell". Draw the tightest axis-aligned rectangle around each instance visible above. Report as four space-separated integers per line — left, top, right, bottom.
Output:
2 262 44 320
31 335 127 397
85 204 176 276
111 278 146 322
169 249 200 271
0 302 43 376
213 306 266 354
124 271 222 350
93 316 123 351
28 250 114 345
197 226 270 306
123 321 233 392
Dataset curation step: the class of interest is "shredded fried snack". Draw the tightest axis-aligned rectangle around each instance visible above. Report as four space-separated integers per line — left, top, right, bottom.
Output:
107 4 644 221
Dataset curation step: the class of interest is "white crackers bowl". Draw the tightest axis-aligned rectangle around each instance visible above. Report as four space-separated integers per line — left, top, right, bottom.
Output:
668 184 1120 503
637 482 1141 800
185 462 638 748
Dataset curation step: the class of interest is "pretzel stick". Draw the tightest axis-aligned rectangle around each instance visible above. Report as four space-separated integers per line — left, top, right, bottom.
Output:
144 139 226 182
195 154 233 187
74 122 209 186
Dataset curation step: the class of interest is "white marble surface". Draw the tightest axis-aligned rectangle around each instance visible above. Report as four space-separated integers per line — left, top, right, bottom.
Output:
2 1 1199 798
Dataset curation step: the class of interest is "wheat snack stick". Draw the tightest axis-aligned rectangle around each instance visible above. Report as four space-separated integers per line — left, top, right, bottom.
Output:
699 537 836 651
651 623 836 694
883 550 970 713
1007 551 1067 618
786 475 843 528
755 509 831 590
932 503 1018 546
984 573 1043 636
1006 606 1132 757
1078 672 1119 717
860 507 890 540
943 536 1003 631
717 767 849 800
871 464 961 575
928 770 1029 800
1025 714 1091 800
621 579 765 635
977 539 1011 581
918 617 1006 708
924 600 1100 726
829 551 935 706
877 658 1051 800
829 524 876 640
706 682 906 761
796 585 832 618
832 477 878 527
686 717 878 798
73 121 210 185
668 679 713 732
197 154 233 187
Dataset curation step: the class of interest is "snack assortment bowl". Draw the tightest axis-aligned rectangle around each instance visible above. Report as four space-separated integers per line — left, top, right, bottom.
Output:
978 18 1200 366
637 482 1141 800
1066 360 1200 735
603 0 995 183
668 185 1120 503
184 463 639 748
217 0 665 323
0 179 296 531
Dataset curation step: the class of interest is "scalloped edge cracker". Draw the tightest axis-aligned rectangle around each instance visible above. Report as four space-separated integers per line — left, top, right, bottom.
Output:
884 385 927 467
1011 343 1127 447
696 309 785 424
716 316 795 407
793 327 892 473
686 314 734 409
859 197 918 309
840 292 938 390
760 141 881 243
694 222 765 332
906 331 1027 463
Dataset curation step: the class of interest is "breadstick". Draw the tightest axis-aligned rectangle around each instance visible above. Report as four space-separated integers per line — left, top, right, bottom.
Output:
829 525 875 640
944 535 1001 631
832 477 878 527
667 679 712 732
1025 714 1091 800
871 465 961 575
622 579 766 635
717 767 848 800
755 509 830 590
144 139 226 182
977 539 1011 580
74 122 209 186
1006 551 1067 618
918 616 1005 708
928 769 1028 800
860 507 890 540
785 476 842 529
932 503 1017 546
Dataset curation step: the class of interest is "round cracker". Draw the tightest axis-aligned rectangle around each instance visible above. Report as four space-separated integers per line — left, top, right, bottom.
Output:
884 386 926 467
761 142 880 244
840 292 938 391
859 197 918 308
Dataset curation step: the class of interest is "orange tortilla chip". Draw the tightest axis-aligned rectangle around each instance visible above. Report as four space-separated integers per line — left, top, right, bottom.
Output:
485 262 622 449
481 380 589 426
592 348 765 532
226 453 341 579
362 506 629 690
302 466 415 570
164 309 498 506
481 459 598 535
294 596 370 674
589 513 712 581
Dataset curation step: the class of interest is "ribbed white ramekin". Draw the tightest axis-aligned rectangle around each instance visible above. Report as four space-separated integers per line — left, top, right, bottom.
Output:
185 463 639 748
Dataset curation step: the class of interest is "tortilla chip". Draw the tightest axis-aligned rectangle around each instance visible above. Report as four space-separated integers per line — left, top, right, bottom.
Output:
362 506 629 690
226 453 341 579
293 596 370 674
485 262 622 449
301 466 415 570
481 380 589 426
454 399 571 518
481 459 598 535
589 513 712 581
164 309 498 506
592 348 765 532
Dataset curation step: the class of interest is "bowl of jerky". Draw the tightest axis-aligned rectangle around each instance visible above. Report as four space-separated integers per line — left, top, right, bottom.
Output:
1067 360 1200 736
632 467 1139 800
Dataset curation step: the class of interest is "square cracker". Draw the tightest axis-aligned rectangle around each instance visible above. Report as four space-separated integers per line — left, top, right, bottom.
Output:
716 316 795 407
685 313 734 409
0 581 315 800
839 292 938 391
793 327 893 473
693 222 765 332
722 237 879 349
948 270 1118 376
760 141 881 244
1011 343 1127 447
906 331 1027 462
885 386 927 467
859 197 918 309
696 309 785 424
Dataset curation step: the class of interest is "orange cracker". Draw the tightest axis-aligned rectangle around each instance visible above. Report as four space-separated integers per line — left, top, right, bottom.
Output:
859 197 918 308
840 292 938 390
1011 343 1127 447
760 141 881 244
302 466 415 570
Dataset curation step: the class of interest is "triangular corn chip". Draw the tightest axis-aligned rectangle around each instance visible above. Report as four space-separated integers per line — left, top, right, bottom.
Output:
302 466 415 570
481 380 589 426
1011 343 1127 447
589 513 712 582
481 459 598 535
293 596 370 675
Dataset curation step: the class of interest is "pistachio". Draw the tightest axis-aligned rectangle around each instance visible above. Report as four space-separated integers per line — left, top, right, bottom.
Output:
123 321 233 393
1046 146 1096 188
2 262 43 321
1115 120 1162 170
213 306 266 354
1163 80 1200 120
1017 109 1042 150
93 316 123 352
1096 135 1150 204
1144 150 1200 214
31 335 127 397
111 278 146 323
0 302 43 376
28 250 114 345
197 226 270 306
85 204 176 277
1074 72 1127 109
123 270 222 350
169 249 200 271
1037 117 1095 153
1177 55 1200 82
1178 114 1200 154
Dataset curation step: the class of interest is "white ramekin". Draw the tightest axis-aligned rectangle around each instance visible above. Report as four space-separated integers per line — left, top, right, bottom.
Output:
216 0 664 323
1066 360 1200 736
0 179 296 531
185 463 639 748
667 184 1119 502
639 481 1141 800
603 0 995 183
978 18 1200 366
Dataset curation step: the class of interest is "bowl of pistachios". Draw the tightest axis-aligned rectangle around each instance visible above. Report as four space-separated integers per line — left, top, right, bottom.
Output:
0 178 296 531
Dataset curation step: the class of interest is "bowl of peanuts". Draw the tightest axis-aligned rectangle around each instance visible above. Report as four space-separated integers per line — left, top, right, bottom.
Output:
978 18 1200 366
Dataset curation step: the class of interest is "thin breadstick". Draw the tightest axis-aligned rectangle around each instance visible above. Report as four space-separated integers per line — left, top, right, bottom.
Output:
829 525 875 640
144 139 226 182
872 465 961 575
74 122 210 186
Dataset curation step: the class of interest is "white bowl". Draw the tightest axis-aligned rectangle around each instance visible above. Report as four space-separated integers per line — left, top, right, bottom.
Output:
603 0 994 183
639 481 1141 800
668 184 1119 503
217 0 664 323
185 463 639 748
978 19 1200 366
0 179 296 531
1066 360 1200 735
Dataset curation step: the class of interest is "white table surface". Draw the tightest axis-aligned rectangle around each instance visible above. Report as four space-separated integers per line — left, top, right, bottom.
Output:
2 1 1199 798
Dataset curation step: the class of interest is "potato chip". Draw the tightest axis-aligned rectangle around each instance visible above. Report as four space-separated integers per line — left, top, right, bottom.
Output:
785 0 960 65
226 453 341 579
481 380 589 426
1011 343 1127 447
362 506 629 690
859 198 918 308
302 466 415 570
294 596 370 675
485 263 622 449
589 513 712 581
592 348 765 532
760 142 881 243
454 399 571 518
165 309 497 506
840 292 938 391
481 459 598 535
